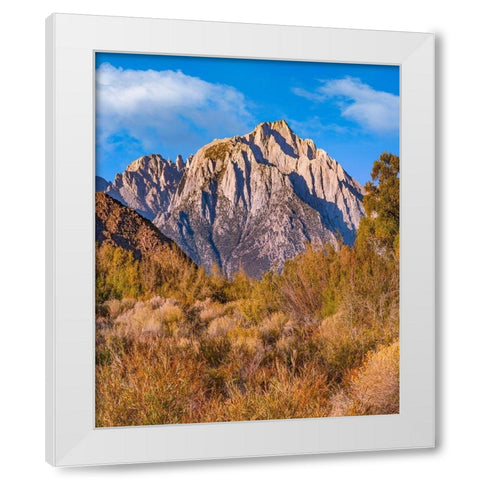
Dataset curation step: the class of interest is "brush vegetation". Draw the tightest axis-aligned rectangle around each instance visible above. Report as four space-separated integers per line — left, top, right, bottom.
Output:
95 153 399 426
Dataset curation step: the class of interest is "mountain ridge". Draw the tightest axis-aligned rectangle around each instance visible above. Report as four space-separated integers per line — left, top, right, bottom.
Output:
97 120 365 278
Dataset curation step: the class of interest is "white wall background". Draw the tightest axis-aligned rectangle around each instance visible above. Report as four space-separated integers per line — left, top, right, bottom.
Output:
1 0 477 478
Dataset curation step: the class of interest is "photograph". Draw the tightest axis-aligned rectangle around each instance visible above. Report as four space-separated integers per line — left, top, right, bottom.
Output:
94 52 400 427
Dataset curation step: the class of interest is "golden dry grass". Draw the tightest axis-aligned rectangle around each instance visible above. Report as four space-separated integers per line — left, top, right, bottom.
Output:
96 283 399 426
330 342 399 417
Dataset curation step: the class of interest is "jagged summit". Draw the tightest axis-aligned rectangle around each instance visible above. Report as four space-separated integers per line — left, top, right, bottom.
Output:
254 119 293 134
204 120 296 150
103 153 185 221
125 154 165 173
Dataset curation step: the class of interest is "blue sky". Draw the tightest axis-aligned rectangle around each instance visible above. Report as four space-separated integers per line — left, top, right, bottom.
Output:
96 53 399 185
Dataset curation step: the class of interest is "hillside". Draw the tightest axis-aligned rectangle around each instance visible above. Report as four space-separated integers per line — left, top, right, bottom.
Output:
95 191 174 259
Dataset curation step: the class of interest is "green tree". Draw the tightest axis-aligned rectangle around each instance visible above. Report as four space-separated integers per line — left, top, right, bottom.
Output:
357 152 400 255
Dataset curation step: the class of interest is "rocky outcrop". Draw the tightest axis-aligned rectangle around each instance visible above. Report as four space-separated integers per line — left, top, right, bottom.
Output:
156 120 365 278
104 154 184 221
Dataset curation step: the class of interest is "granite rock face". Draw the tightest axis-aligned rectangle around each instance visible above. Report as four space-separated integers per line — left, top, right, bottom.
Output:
104 154 185 221
156 120 365 278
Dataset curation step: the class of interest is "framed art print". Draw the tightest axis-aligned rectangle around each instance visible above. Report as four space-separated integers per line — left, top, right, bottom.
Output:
46 14 435 466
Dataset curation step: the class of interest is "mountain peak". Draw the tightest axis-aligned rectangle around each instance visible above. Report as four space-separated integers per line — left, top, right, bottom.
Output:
125 154 158 173
105 153 184 221
255 119 293 136
158 121 365 278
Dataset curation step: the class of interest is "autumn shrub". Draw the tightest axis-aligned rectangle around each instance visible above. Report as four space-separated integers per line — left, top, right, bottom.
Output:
259 311 289 345
230 332 264 365
310 313 370 382
198 300 227 323
207 315 238 337
158 300 184 335
236 297 266 325
211 361 331 422
105 297 136 320
114 301 162 337
330 342 399 416
199 335 232 368
96 337 209 426
224 269 253 301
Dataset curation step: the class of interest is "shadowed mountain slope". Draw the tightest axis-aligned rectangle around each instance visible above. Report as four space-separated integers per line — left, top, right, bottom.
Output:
95 192 174 259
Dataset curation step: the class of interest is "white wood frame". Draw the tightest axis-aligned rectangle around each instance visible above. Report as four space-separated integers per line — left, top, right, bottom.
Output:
46 13 435 466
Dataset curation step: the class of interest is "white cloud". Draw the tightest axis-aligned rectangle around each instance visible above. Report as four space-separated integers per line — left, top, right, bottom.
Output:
291 87 324 103
288 116 347 140
292 77 399 133
96 63 253 155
